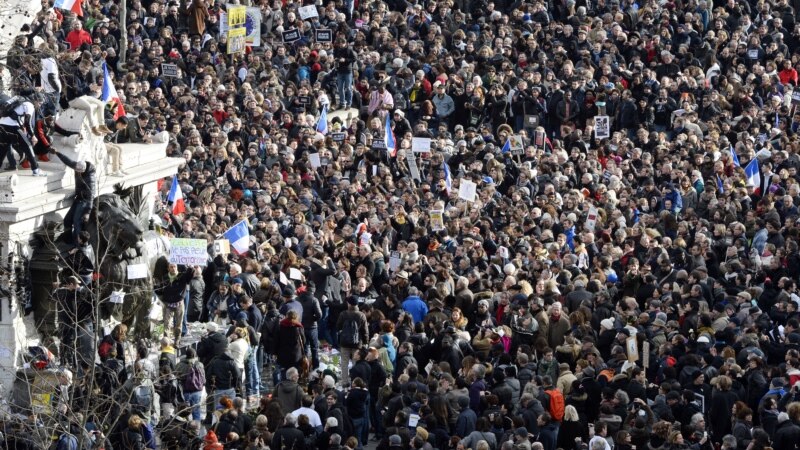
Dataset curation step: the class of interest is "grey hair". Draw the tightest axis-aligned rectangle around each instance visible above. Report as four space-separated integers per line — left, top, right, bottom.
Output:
722 435 736 449
592 440 607 450
691 412 705 427
286 367 299 381
330 434 341 445
284 413 297 427
408 286 419 297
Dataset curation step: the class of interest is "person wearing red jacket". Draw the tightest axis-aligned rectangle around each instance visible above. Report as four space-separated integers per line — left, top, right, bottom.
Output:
25 116 53 167
65 21 92 51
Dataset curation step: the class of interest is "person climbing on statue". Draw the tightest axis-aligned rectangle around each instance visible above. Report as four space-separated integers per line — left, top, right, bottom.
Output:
50 148 97 245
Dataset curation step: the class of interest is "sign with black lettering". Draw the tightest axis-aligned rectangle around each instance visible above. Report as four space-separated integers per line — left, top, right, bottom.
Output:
524 114 539 129
161 63 179 78
330 132 346 142
315 28 332 42
372 139 386 149
791 91 800 105
298 96 311 105
282 28 301 43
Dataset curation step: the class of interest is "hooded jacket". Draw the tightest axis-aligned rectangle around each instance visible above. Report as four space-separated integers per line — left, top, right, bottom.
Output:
275 379 304 412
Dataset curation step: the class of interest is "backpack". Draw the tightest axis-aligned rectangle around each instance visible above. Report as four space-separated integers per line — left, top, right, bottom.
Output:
130 384 153 414
378 347 394 374
53 433 78 450
0 95 23 122
340 315 360 347
544 388 565 421
183 361 205 392
98 338 114 359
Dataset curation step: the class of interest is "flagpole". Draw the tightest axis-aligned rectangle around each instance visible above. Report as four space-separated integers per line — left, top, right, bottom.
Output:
119 0 127 69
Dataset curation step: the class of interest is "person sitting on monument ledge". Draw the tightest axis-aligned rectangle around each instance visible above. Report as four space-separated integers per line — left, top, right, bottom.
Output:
50 148 97 245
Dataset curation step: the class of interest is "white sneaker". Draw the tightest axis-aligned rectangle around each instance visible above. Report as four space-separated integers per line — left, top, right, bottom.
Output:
110 171 123 177
32 170 47 177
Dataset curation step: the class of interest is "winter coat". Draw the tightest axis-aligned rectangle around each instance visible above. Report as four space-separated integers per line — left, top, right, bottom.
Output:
197 331 228 366
182 0 208 36
275 318 304 367
205 353 241 391
275 379 304 413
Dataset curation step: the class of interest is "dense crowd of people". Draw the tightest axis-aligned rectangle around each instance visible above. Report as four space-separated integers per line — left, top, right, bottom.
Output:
6 0 800 448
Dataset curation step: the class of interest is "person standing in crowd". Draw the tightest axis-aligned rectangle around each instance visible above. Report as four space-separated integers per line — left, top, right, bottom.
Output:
337 297 369 385
155 263 196 345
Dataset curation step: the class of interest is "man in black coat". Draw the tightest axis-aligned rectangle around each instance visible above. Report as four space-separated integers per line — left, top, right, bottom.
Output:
298 284 323 369
54 150 97 244
197 322 228 365
272 414 306 450
349 347 372 387
774 403 800 450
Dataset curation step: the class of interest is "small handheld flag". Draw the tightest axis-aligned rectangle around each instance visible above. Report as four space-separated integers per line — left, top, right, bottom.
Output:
101 62 125 120
166 175 185 215
730 145 740 167
385 114 396 157
316 104 328 135
501 138 511 154
223 220 251 255
745 158 761 194
443 161 452 194
54 0 82 16
717 175 724 193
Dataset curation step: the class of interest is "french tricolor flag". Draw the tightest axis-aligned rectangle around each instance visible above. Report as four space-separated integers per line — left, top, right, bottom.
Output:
385 113 396 158
167 175 185 215
101 62 125 120
54 0 82 16
223 220 251 255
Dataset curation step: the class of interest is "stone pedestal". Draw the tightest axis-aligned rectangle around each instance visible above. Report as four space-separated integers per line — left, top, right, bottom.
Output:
0 120 182 394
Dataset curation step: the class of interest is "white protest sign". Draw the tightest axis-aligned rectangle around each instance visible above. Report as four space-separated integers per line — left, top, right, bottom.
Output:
360 232 372 246
508 135 524 154
430 210 445 231
289 267 303 281
110 290 126 304
279 271 289 285
127 263 148 280
389 251 402 272
594 115 610 140
309 152 322 169
411 137 432 153
585 206 598 231
458 179 477 202
298 5 318 20
168 238 208 266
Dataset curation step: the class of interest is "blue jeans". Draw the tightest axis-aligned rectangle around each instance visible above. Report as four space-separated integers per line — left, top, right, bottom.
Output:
337 71 354 107
319 305 332 344
304 327 319 369
64 199 91 245
182 289 189 336
245 349 260 396
353 416 368 449
184 390 202 421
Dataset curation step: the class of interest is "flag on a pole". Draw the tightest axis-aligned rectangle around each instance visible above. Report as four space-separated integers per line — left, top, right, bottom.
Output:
385 113 396 157
730 145 740 167
101 62 125 119
501 138 511 153
443 161 452 194
54 0 82 16
316 104 328 135
223 220 251 255
166 175 185 215
745 158 761 193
